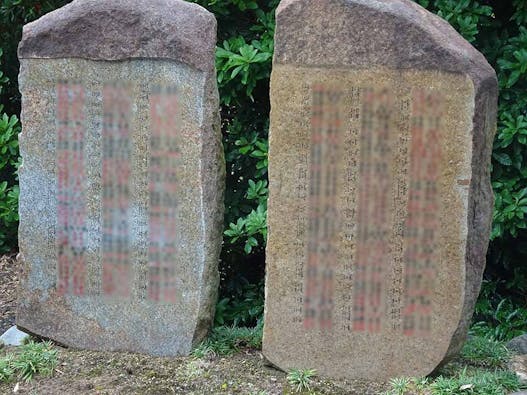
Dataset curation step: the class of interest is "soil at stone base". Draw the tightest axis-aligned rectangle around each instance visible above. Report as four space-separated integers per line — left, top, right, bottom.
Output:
0 255 389 394
0 346 389 394
0 254 19 334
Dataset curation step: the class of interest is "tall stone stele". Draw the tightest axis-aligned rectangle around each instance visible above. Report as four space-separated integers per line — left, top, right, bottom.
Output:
263 0 498 379
17 0 224 356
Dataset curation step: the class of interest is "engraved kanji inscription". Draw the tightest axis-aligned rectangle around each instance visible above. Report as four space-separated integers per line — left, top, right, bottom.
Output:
402 89 442 336
304 85 342 330
101 85 133 298
294 82 442 336
56 82 87 296
148 86 179 303
352 88 394 332
53 82 184 303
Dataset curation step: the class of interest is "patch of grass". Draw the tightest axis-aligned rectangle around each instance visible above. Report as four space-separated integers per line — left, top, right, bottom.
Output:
386 368 522 395
0 354 14 382
15 341 57 381
472 285 527 342
387 377 426 395
287 368 317 393
0 341 57 383
461 336 511 368
192 323 263 358
385 377 430 395
430 368 521 395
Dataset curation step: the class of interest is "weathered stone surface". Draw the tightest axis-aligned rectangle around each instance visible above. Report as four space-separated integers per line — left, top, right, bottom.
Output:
18 0 216 72
0 326 29 346
508 334 527 355
263 0 498 380
17 0 224 356
509 355 527 385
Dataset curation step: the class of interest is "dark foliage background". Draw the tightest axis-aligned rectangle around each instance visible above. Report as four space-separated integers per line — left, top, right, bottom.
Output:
0 0 525 336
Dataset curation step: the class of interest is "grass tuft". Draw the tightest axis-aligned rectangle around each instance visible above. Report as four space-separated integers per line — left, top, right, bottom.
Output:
192 323 263 358
388 377 412 395
387 368 522 395
0 354 14 382
287 368 317 393
461 336 511 368
0 340 57 383
430 368 521 395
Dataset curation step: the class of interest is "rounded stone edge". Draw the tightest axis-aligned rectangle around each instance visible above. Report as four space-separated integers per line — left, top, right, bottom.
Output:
17 0 217 72
441 72 498 365
274 0 496 81
190 69 225 348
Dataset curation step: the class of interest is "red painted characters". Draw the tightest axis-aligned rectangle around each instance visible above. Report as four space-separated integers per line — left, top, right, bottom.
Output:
55 83 181 303
56 82 87 296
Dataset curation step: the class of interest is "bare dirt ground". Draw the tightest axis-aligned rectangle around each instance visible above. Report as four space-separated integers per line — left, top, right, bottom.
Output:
0 254 19 334
0 255 389 394
0 346 389 394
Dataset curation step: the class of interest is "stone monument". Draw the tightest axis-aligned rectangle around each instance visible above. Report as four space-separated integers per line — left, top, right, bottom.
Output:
263 0 498 379
17 0 224 356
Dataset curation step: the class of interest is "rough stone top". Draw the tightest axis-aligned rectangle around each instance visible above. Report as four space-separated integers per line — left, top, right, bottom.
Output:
275 0 495 83
18 0 216 72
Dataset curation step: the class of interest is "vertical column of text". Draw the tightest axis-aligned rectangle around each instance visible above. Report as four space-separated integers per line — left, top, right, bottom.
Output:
102 85 132 298
292 158 308 324
56 82 86 296
390 96 411 330
148 87 179 303
402 89 442 336
353 88 393 332
304 85 341 330
340 87 361 332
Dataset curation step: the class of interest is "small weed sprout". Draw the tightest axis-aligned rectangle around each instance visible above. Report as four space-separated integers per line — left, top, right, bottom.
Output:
287 368 317 393
192 342 214 359
183 360 206 379
388 377 412 395
21 335 36 346
414 377 429 391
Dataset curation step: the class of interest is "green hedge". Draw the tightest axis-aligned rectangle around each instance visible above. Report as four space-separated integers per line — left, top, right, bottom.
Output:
0 47 19 253
0 0 525 325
